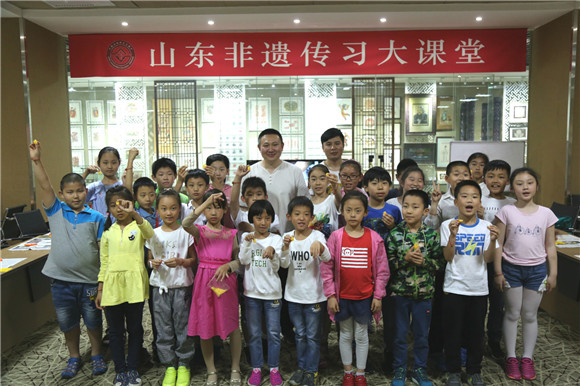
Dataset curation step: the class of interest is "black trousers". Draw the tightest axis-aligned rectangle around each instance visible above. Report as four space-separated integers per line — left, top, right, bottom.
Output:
443 293 487 374
428 267 445 354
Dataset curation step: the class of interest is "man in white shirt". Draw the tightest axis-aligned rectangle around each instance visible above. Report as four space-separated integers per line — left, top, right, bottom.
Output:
320 128 346 178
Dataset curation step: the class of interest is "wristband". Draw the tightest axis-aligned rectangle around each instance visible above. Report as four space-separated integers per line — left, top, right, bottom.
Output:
495 272 504 277
232 181 241 184
97 289 102 292
125 167 133 170
31 158 40 162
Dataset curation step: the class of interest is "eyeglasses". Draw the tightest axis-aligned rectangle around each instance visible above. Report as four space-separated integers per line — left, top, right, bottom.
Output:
339 174 360 181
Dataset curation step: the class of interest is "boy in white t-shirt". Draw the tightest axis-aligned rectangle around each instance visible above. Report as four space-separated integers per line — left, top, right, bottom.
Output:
479 160 516 359
440 180 499 386
280 197 331 386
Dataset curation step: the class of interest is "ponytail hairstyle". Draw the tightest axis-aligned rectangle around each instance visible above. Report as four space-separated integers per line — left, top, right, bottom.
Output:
103 186 133 231
157 189 182 215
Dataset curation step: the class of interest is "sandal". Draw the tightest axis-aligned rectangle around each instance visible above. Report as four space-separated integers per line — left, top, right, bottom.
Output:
91 354 108 376
61 357 82 379
206 371 219 386
230 369 242 386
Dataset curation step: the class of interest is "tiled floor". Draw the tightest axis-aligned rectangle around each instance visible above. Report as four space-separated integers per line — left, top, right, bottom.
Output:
1 308 579 385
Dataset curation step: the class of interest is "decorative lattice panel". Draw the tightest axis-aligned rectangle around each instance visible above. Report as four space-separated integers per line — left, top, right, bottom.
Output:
405 81 436 95
503 80 529 141
216 84 246 179
307 82 335 99
116 83 148 175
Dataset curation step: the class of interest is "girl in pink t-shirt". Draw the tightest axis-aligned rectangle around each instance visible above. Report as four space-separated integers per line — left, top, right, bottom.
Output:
493 168 558 382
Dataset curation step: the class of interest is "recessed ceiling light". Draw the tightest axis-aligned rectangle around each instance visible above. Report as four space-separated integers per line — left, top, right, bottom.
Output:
293 18 301 24
476 16 483 22
208 20 215 25
380 17 387 23
458 75 462 78
271 84 276 88
121 21 128 27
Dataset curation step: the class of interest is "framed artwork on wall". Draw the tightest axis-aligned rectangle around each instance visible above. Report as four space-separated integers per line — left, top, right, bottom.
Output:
69 101 82 124
279 97 303 115
107 101 117 124
436 137 454 167
339 126 352 152
70 126 84 149
403 143 436 164
436 96 454 131
510 102 528 123
286 135 303 152
86 100 105 124
436 169 447 184
279 116 303 134
337 98 352 124
88 126 107 149
406 94 435 135
509 126 528 141
248 98 271 131
362 116 376 131
201 98 215 122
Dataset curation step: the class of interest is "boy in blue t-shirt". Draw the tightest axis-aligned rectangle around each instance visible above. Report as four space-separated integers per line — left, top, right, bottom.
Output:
29 140 107 379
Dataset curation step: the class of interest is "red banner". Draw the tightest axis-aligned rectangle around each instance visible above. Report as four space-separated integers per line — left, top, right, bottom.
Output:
69 29 526 78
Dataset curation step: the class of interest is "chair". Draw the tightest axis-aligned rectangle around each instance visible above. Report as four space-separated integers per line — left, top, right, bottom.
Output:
13 209 50 239
1 204 27 240
550 202 580 231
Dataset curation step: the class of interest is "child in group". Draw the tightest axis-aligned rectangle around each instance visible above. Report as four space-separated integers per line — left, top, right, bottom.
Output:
230 165 280 234
182 189 242 386
388 190 442 386
239 200 284 386
95 186 154 386
467 152 490 197
151 157 189 203
362 166 402 241
386 166 425 212
281 196 331 386
494 168 557 381
83 146 138 215
181 168 210 223
386 158 419 201
480 160 516 359
321 191 390 386
338 160 366 196
308 164 341 239
29 141 107 379
146 189 196 386
205 153 232 203
440 180 499 386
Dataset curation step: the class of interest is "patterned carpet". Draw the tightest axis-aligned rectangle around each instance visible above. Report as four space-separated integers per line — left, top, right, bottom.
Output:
2 306 579 385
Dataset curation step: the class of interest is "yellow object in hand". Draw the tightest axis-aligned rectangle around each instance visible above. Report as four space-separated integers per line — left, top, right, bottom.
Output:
414 243 420 250
247 165 251 171
325 172 330 176
252 238 256 243
211 287 228 297
116 200 121 205
33 139 38 144
203 164 207 169
290 236 294 242
458 219 463 223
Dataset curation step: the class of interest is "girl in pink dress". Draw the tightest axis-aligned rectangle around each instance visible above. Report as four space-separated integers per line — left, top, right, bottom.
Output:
183 189 242 386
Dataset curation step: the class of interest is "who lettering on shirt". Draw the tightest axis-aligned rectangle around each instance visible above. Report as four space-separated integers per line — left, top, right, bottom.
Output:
290 250 313 273
341 247 369 269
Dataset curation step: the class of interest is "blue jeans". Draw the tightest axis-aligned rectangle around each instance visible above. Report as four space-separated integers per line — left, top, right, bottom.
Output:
393 295 432 370
288 301 323 373
245 297 281 368
51 279 102 332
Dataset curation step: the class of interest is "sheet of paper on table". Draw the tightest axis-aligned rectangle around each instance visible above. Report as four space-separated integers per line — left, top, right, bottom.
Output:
0 258 27 271
8 234 51 251
555 233 580 248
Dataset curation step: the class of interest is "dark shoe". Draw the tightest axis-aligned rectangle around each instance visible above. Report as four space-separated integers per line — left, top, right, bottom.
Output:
301 371 317 386
91 354 107 376
467 373 485 386
288 369 304 385
411 367 433 386
391 367 406 386
446 372 462 386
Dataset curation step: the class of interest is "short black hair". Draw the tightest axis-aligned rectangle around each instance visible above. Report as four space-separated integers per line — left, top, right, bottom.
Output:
340 159 362 175
287 196 314 215
60 173 85 191
396 158 418 177
453 180 482 198
97 146 121 165
206 153 230 169
157 189 182 208
467 152 489 165
308 164 330 178
242 176 267 196
152 157 177 176
133 177 156 197
403 189 429 209
185 168 209 185
258 128 283 144
446 160 470 176
340 190 368 211
202 188 227 209
483 159 511 177
362 166 392 186
248 200 276 223
320 128 344 145
510 167 539 187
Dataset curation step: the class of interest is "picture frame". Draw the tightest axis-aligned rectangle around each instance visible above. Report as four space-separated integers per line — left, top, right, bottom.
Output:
337 98 352 124
509 126 528 141
436 137 454 168
340 127 352 153
279 116 303 134
286 135 303 153
279 97 303 115
384 123 401 145
201 98 215 122
510 102 528 123
436 169 447 184
384 96 401 119
69 100 82 124
403 143 437 164
436 96 454 131
406 94 435 135
70 125 83 149
71 150 85 169
361 97 376 111
88 125 107 149
86 100 105 124
107 101 117 124
248 98 271 131
362 116 376 131
362 135 376 149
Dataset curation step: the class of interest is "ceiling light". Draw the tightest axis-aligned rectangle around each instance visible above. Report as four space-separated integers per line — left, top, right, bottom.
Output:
458 75 462 78
476 94 491 97
208 20 214 25
121 21 128 27
476 16 483 22
380 17 387 23
439 82 443 85
293 19 300 24
271 84 276 88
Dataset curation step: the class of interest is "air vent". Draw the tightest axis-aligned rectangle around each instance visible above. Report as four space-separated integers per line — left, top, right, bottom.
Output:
44 0 115 8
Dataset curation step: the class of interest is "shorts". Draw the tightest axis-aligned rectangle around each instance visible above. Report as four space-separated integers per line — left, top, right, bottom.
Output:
502 260 548 292
51 279 103 332
334 296 372 325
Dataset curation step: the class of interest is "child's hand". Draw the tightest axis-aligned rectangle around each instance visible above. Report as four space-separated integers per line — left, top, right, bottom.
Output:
449 219 461 237
128 147 139 160
214 263 231 281
244 233 255 243
85 165 100 175
405 246 424 265
327 296 340 313
494 274 506 292
431 181 442 204
205 165 215 178
371 298 382 313
234 164 251 179
488 225 499 242
29 140 41 160
95 291 104 310
151 259 163 270
327 173 339 189
178 165 188 181
382 212 395 229
116 199 135 214
207 192 224 206
546 274 557 293
163 258 182 268
262 246 276 260
477 206 485 219
282 234 293 248
310 241 324 259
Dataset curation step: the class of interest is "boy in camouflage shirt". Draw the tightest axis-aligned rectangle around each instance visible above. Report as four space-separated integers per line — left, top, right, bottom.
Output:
387 190 443 386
